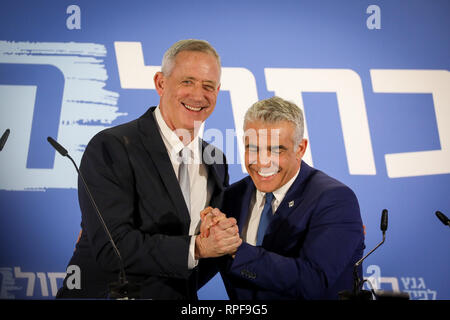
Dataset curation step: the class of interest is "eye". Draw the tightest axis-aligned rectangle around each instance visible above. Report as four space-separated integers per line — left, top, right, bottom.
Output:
182 79 193 85
270 147 282 154
203 84 215 92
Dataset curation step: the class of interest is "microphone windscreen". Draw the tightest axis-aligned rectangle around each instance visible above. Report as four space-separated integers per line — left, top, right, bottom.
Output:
435 211 450 226
47 136 68 156
381 209 388 232
0 128 10 151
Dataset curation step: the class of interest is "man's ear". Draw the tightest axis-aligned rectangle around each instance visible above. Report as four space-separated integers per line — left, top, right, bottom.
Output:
154 72 165 96
296 139 308 160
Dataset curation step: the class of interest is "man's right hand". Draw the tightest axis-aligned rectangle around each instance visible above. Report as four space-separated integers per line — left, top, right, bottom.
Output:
199 207 228 238
195 209 242 259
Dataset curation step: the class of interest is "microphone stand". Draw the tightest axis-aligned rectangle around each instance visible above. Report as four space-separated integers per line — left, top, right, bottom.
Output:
351 231 386 300
338 209 388 300
47 137 140 299
339 209 409 300
338 237 385 300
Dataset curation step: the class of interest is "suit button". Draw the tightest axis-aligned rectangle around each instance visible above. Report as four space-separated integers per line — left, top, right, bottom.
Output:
240 269 249 278
240 269 256 280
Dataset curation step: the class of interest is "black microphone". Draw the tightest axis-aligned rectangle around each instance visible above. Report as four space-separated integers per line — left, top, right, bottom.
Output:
0 129 10 151
339 209 389 300
381 208 388 232
47 136 68 156
47 136 140 299
436 211 450 228
355 209 388 270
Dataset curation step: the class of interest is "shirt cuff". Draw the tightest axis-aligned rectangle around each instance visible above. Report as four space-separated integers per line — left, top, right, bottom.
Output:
188 235 199 269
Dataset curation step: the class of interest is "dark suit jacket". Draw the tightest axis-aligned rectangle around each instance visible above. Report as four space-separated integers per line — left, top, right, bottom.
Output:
56 107 229 299
221 161 364 300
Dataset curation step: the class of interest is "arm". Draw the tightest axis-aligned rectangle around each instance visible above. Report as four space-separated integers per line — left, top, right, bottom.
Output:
79 131 192 279
227 186 364 299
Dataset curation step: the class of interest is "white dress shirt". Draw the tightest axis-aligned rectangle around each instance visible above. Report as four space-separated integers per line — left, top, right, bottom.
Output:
154 106 212 269
242 168 300 246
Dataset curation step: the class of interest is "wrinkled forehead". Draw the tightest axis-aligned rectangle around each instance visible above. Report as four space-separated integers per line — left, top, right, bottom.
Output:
171 50 222 78
244 127 282 146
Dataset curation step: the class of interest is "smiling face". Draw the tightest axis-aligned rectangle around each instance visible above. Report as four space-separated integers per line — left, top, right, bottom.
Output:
244 120 307 193
154 50 221 141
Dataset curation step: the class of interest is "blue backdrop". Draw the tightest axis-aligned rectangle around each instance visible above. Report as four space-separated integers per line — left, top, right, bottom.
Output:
0 0 449 300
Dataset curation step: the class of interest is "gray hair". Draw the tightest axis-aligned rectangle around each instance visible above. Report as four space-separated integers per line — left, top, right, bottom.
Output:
161 39 221 76
244 96 305 146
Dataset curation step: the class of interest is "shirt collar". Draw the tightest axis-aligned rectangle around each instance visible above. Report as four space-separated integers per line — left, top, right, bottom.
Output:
154 105 200 162
256 166 301 207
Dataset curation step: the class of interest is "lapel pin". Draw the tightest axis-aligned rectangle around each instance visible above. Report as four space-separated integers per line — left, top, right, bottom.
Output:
288 200 294 208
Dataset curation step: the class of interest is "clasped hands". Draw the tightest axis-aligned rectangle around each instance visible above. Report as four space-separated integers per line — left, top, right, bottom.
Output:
195 207 242 259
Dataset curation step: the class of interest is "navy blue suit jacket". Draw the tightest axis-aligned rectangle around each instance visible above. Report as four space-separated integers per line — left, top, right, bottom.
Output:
221 161 364 300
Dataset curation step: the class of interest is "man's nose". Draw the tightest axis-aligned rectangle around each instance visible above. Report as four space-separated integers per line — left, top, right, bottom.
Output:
190 83 206 101
257 150 272 167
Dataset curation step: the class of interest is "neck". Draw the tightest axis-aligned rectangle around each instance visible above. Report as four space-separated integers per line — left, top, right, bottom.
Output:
159 107 197 145
177 131 195 145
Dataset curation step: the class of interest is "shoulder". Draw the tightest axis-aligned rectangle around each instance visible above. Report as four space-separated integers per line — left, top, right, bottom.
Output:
303 166 358 204
91 119 139 144
225 176 253 196
81 113 149 169
222 176 253 217
297 165 361 225
87 106 157 149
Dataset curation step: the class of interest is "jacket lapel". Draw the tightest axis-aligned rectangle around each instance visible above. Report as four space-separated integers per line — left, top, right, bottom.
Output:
201 140 225 193
237 177 256 236
137 107 190 232
263 161 315 244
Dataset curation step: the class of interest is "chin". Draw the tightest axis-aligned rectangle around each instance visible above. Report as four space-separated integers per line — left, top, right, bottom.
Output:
253 179 278 193
247 170 277 193
256 186 275 193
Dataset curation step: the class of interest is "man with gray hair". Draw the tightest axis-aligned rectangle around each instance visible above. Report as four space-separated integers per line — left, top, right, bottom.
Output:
202 96 365 299
57 39 241 299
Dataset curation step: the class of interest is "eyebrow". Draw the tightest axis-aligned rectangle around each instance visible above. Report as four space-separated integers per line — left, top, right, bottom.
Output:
184 76 217 86
271 145 287 150
245 144 288 151
202 80 218 87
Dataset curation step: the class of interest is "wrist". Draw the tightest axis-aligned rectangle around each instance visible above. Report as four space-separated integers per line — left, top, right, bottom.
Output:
194 235 204 259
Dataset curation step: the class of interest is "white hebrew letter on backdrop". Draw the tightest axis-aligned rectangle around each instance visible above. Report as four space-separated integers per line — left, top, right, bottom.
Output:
47 272 67 296
114 41 160 89
14 267 35 297
371 69 450 178
0 41 123 190
0 85 37 190
265 68 376 175
36 272 49 297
